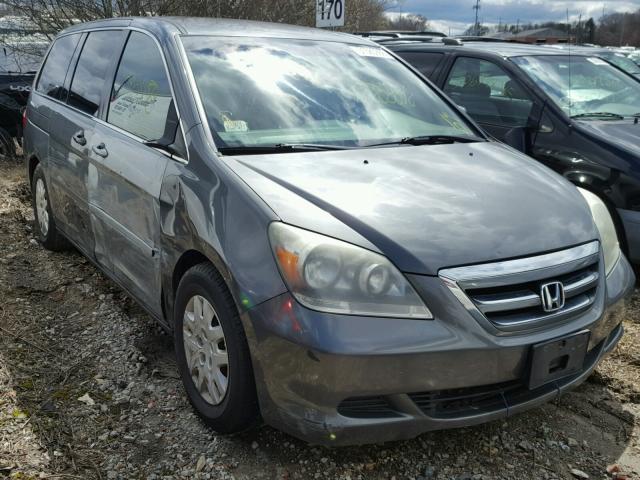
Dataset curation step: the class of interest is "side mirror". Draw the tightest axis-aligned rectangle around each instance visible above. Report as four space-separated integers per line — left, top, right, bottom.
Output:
157 100 180 147
145 100 186 159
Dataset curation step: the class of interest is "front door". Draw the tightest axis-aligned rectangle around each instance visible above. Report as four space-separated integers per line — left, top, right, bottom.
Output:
442 56 537 151
88 31 176 316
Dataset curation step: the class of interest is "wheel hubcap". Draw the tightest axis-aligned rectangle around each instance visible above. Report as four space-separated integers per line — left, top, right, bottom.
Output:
183 295 229 405
35 179 49 237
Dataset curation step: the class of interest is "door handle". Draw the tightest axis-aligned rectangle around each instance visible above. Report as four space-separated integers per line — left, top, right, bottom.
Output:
92 142 108 158
72 130 86 146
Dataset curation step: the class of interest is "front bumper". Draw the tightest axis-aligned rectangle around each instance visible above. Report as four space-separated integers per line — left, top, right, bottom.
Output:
241 253 634 446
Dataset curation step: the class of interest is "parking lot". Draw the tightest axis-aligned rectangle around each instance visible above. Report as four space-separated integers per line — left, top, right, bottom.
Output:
0 160 638 480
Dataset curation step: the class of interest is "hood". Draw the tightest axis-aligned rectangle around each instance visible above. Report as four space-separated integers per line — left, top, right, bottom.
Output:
575 119 640 157
226 142 597 275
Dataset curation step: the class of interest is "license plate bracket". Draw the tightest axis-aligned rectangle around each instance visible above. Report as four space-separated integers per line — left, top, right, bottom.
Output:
528 330 590 390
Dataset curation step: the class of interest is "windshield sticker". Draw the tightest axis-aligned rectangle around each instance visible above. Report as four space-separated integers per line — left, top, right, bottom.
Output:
221 112 249 132
587 57 608 66
351 46 392 59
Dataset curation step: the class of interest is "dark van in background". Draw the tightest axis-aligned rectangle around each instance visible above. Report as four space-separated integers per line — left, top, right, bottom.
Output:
0 43 45 158
391 41 640 265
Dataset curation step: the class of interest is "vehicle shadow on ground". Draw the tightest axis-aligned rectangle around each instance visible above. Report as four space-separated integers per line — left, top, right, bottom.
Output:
0 162 637 479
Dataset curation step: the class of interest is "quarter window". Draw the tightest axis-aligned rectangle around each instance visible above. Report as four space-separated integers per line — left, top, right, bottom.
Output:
68 31 119 115
444 57 534 127
36 34 81 99
107 32 172 141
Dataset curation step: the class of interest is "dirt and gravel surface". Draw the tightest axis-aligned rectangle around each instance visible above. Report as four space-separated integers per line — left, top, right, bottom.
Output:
0 160 639 480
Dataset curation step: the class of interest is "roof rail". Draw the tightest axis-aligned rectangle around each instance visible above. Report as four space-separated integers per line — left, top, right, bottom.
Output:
455 36 509 43
443 38 463 46
377 36 442 44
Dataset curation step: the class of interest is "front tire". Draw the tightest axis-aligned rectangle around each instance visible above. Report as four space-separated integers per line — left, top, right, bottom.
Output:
174 263 260 433
31 164 68 251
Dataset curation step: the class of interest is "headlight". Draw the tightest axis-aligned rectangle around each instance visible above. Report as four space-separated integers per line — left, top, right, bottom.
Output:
578 188 621 275
269 222 432 319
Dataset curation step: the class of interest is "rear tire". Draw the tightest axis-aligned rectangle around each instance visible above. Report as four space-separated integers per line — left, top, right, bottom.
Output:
174 262 260 433
31 164 69 251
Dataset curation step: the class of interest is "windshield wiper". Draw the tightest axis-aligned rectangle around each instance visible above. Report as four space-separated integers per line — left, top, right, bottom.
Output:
570 112 624 120
218 143 350 155
364 134 483 148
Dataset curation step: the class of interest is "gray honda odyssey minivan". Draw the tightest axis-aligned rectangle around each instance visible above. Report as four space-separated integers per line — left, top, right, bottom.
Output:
23 17 635 445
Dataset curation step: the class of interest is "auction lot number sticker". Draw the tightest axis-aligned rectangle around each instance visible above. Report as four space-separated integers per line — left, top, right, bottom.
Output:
316 0 345 28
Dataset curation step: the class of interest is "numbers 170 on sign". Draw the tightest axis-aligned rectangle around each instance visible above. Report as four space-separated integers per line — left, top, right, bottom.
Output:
316 0 344 28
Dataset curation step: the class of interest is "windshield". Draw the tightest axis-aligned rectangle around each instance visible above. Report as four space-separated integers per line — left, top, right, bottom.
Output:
598 51 640 76
512 55 640 118
181 36 476 151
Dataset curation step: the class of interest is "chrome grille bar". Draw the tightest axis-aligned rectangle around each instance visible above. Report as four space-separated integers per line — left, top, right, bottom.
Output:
473 290 540 313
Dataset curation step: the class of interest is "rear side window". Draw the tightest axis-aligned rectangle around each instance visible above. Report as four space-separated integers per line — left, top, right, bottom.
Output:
398 52 444 78
107 32 172 140
36 34 81 99
444 56 534 127
68 31 120 115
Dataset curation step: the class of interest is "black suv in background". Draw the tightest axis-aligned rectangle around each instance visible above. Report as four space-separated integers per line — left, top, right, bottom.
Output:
0 44 45 157
391 41 640 264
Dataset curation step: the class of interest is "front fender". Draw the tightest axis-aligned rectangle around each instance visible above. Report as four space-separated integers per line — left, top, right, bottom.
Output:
158 136 287 327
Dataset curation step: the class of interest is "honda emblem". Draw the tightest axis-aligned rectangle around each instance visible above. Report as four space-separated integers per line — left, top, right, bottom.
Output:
540 281 565 312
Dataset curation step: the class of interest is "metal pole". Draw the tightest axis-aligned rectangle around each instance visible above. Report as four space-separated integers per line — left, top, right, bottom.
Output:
473 0 480 35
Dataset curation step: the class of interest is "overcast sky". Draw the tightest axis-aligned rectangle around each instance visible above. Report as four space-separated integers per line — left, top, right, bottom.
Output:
387 0 640 35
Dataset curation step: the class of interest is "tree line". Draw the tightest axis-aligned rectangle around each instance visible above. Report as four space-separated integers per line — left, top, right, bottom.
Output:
469 9 640 47
0 0 396 39
1 1 638 47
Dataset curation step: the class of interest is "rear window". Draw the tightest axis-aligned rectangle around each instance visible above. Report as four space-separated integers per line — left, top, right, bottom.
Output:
36 34 81 99
397 52 444 78
68 31 120 115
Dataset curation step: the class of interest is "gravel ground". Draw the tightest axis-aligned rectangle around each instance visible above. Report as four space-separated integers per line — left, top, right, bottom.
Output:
1 160 639 480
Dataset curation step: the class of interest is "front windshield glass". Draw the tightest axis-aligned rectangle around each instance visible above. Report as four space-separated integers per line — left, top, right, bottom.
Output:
598 51 640 76
512 55 640 118
181 36 476 150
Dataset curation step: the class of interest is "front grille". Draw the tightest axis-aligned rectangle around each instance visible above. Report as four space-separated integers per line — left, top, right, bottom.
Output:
440 242 601 333
337 396 401 419
470 262 598 327
409 380 522 418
